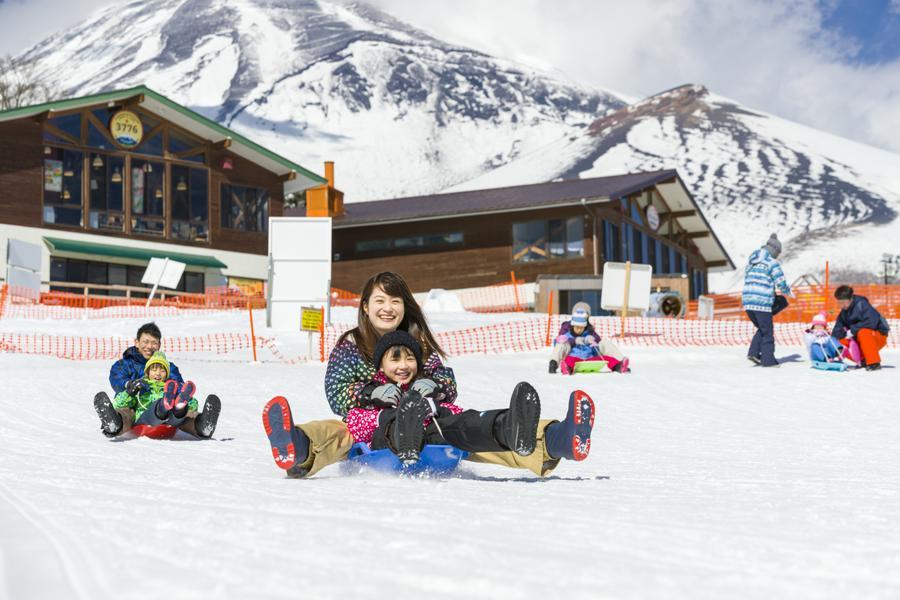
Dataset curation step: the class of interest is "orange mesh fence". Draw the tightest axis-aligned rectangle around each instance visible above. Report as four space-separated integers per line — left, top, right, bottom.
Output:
0 285 265 320
453 279 531 313
322 316 899 358
3 317 897 362
687 284 900 322
330 287 361 308
0 331 312 362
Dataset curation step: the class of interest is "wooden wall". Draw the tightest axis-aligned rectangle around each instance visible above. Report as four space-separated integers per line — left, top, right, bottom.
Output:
0 119 43 227
0 114 284 256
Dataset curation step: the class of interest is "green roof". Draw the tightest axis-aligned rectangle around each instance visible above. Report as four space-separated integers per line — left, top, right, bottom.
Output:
43 237 227 269
0 86 326 189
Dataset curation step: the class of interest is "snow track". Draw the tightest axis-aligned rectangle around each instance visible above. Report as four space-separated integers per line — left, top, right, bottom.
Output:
1 340 898 598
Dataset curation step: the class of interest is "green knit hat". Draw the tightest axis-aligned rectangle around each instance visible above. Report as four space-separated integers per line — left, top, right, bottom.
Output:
145 351 170 379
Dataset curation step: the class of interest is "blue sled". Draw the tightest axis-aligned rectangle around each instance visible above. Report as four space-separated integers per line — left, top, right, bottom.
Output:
342 442 468 475
812 361 848 372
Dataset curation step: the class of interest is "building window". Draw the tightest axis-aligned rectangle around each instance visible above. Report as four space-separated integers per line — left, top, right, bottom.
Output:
171 165 209 241
43 147 83 227
49 257 204 296
131 159 165 237
222 184 269 232
88 153 125 232
513 217 583 263
355 232 464 254
691 269 706 300
603 220 620 262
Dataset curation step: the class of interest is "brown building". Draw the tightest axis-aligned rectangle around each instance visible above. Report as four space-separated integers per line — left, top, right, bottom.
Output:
291 170 734 304
0 86 325 293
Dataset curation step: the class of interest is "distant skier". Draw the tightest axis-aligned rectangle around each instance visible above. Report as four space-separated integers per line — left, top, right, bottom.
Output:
742 233 794 367
548 302 629 374
832 285 890 370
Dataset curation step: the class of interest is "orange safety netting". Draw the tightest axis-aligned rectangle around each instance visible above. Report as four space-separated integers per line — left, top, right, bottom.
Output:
686 284 900 322
2 316 897 362
0 284 265 320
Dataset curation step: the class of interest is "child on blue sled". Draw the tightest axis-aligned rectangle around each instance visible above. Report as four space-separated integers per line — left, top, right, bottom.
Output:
345 331 544 463
804 312 846 371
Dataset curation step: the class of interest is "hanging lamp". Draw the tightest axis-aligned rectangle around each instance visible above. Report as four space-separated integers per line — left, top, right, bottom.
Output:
176 177 187 192
92 155 104 168
111 168 122 183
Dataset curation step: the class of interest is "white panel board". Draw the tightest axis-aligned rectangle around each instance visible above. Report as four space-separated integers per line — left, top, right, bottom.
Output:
267 217 332 331
6 266 41 294
601 262 653 311
141 257 186 289
7 239 42 271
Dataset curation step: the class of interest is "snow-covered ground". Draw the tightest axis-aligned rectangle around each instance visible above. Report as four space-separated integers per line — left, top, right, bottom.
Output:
1 310 898 599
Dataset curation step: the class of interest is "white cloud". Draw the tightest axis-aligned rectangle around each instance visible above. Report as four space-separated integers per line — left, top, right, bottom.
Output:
0 0 125 56
891 0 900 14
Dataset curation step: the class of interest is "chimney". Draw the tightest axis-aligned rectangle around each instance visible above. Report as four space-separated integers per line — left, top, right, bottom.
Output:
324 161 335 188
305 161 344 218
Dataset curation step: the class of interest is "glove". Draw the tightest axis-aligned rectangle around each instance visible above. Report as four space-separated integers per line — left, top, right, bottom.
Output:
583 335 598 345
845 331 854 339
365 383 401 408
410 379 438 397
555 335 569 344
574 336 586 345
124 379 146 396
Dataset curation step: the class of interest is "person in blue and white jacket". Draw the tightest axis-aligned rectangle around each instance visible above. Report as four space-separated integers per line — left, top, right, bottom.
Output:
741 233 795 367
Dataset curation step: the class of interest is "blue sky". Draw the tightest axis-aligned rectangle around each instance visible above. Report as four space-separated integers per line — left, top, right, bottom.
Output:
2 0 900 154
818 0 900 64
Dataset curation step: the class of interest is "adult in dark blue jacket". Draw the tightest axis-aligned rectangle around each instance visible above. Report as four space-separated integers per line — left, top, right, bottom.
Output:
108 322 184 393
832 286 890 370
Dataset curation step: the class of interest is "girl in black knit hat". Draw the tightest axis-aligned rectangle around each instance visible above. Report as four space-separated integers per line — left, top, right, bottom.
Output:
346 330 543 463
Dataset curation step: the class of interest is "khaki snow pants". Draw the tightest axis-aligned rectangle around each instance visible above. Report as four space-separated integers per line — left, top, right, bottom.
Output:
290 419 562 478
464 419 560 477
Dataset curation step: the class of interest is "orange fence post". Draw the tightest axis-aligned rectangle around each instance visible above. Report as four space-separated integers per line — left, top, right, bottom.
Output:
319 307 326 362
545 291 554 346
0 283 7 319
823 261 829 317
248 300 258 362
509 271 521 312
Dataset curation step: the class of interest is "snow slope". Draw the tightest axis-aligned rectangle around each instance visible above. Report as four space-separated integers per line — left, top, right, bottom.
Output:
1 310 899 599
450 85 900 289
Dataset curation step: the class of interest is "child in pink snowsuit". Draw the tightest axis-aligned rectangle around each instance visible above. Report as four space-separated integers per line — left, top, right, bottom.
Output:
345 330 542 463
551 302 629 375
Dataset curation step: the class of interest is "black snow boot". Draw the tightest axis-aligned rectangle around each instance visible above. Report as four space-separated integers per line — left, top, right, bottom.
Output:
394 391 431 464
436 382 541 456
548 360 559 374
545 390 595 461
93 392 122 437
493 382 541 456
194 395 221 438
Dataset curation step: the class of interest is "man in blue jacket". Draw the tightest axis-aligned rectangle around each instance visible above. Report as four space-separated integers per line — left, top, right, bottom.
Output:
742 234 795 367
109 322 184 393
832 285 890 370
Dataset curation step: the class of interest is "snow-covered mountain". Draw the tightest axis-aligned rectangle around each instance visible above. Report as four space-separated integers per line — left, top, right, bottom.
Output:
19 0 623 199
17 2 900 286
451 85 900 286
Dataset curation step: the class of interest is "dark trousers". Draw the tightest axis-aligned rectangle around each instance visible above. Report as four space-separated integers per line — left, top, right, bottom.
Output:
371 408 506 454
746 295 788 367
135 399 187 428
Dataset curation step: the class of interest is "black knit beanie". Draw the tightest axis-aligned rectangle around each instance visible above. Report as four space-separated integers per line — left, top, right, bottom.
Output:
373 330 423 371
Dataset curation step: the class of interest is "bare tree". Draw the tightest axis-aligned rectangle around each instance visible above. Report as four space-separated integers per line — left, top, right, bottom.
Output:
0 55 57 110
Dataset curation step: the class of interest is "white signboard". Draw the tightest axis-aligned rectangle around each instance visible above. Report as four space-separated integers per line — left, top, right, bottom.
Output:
601 261 653 311
8 239 42 271
141 257 186 289
266 217 332 331
6 239 42 297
